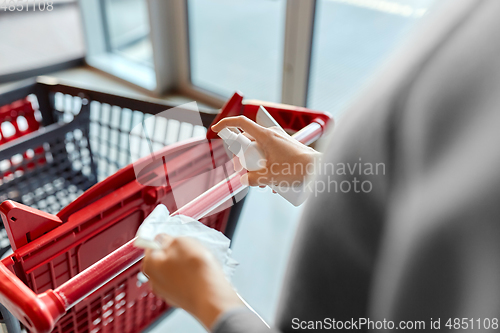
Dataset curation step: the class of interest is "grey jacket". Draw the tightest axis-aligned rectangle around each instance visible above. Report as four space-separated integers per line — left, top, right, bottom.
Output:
214 0 500 331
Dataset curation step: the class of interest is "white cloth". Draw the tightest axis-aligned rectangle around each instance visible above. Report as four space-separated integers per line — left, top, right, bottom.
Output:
134 204 238 278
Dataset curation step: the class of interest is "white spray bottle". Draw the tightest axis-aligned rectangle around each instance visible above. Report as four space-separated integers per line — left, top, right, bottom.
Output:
218 128 267 171
217 106 307 206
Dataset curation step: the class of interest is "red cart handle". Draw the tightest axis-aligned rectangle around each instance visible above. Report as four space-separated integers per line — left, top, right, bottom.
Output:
0 264 65 333
0 117 328 333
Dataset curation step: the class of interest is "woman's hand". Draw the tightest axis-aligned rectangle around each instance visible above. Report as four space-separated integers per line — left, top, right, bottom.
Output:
142 234 243 330
211 116 321 187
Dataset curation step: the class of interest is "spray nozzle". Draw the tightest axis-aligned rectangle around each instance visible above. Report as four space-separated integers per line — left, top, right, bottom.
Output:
217 128 237 141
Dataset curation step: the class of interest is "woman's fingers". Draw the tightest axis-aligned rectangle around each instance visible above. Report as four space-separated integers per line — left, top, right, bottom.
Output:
212 116 268 142
268 126 287 135
241 132 255 141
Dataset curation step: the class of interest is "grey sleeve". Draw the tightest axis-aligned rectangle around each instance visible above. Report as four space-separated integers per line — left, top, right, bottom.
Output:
276 0 500 332
212 308 275 333
369 0 500 327
219 0 500 331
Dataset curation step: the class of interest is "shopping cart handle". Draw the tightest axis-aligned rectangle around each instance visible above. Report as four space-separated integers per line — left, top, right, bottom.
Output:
52 170 247 312
0 262 65 333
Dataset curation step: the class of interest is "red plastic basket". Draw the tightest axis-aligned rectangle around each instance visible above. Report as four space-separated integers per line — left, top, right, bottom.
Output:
0 91 332 333
0 98 41 145
0 96 51 186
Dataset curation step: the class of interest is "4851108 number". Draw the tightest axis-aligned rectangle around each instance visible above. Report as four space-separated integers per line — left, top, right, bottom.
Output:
0 0 54 11
445 318 498 330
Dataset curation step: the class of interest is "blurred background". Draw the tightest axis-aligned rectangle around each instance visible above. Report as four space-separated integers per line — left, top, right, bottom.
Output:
0 0 439 331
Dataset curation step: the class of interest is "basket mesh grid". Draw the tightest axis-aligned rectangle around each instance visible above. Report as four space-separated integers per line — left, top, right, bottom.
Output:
0 93 207 215
0 92 208 261
85 99 206 183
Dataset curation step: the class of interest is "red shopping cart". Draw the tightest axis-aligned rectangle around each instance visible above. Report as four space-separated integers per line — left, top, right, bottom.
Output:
0 79 332 333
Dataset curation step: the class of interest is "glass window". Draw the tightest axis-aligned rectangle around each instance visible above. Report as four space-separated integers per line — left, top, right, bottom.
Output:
188 0 287 102
102 0 153 67
308 0 437 116
81 0 155 89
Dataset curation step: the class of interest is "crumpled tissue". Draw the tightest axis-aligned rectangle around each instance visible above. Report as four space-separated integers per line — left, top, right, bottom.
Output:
134 204 238 278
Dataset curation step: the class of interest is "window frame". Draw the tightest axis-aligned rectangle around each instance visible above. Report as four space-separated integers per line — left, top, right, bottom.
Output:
80 0 157 91
81 0 317 108
281 0 316 107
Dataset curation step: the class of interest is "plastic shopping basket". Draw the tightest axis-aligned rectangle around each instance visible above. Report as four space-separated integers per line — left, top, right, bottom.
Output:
0 81 64 257
0 78 220 257
0 81 332 333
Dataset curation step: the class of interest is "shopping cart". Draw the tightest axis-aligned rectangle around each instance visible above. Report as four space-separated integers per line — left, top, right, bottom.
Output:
0 78 217 258
0 77 332 333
